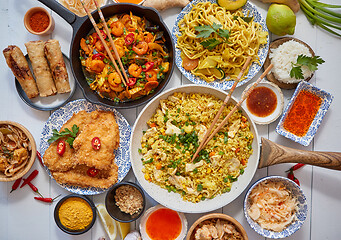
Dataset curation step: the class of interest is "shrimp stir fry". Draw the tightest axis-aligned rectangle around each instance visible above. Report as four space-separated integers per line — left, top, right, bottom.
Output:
79 12 170 102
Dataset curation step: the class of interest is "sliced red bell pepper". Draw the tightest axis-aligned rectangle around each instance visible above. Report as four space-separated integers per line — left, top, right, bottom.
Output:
92 53 105 60
127 77 137 87
142 62 154 72
125 33 135 45
96 29 107 40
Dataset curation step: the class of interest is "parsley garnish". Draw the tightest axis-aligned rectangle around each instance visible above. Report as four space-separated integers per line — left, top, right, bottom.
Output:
290 55 325 79
47 124 79 148
194 23 230 50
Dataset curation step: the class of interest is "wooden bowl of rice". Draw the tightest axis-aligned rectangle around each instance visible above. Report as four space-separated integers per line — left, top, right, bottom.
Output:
264 37 315 90
0 121 36 182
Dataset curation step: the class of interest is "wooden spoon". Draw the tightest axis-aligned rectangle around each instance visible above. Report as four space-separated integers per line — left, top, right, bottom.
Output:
259 138 341 170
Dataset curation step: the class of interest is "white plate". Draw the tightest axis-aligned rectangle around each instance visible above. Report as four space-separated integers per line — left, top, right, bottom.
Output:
172 0 269 90
242 81 284 125
39 99 132 195
15 54 76 111
130 85 260 213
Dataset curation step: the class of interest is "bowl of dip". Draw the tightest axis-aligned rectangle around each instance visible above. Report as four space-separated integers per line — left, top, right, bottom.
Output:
242 81 284 125
139 205 187 240
54 194 96 235
24 7 55 35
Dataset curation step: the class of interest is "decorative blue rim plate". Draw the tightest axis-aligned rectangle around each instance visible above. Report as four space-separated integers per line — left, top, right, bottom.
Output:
276 81 333 146
244 176 308 239
39 99 132 195
172 0 269 90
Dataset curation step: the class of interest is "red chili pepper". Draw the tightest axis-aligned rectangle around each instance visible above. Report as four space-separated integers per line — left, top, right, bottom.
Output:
96 30 107 40
287 171 295 181
20 170 39 188
142 62 154 72
91 137 101 150
286 163 305 172
57 140 66 156
34 194 61 203
87 167 99 177
125 33 135 45
10 177 22 193
293 177 300 186
92 53 105 60
36 151 44 167
127 77 137 87
27 181 44 198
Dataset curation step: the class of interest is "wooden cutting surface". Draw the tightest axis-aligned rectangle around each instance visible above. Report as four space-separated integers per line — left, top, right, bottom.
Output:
0 0 340 240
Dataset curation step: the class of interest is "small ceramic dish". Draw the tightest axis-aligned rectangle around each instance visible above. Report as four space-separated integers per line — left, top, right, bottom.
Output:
186 213 248 240
15 54 76 111
276 81 333 146
242 80 284 125
264 37 315 89
244 176 307 239
113 0 145 4
54 194 96 235
24 7 55 35
139 205 188 240
105 181 146 222
0 121 36 182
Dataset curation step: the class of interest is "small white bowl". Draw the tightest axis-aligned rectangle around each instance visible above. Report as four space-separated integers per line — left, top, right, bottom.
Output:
242 81 284 125
244 176 307 239
139 205 187 240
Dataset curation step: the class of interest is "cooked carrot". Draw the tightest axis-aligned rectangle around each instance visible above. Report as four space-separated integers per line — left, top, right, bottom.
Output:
209 151 216 157
145 81 159 92
148 122 157 128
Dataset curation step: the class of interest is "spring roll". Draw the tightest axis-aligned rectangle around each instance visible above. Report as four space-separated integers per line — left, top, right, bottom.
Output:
25 41 57 97
44 39 71 94
3 45 39 99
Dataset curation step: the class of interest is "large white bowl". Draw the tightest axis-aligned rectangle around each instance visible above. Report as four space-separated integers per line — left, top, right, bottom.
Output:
130 85 260 213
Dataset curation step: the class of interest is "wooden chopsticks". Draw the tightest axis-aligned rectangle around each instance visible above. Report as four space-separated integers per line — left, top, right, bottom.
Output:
79 0 128 87
192 63 274 162
191 56 252 162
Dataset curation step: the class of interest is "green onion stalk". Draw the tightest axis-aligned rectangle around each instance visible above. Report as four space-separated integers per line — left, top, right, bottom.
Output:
298 0 341 37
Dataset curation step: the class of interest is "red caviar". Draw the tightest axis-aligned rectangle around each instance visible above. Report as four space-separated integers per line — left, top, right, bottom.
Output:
283 90 322 137
29 11 49 32
146 208 182 240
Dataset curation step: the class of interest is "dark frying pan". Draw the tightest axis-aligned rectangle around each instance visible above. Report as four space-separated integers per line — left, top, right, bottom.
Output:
38 0 174 109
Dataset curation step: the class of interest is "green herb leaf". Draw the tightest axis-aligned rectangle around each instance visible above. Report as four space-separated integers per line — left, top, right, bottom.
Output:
291 55 325 79
200 38 222 50
194 25 216 38
218 28 230 39
197 184 203 192
290 65 304 79
47 124 79 148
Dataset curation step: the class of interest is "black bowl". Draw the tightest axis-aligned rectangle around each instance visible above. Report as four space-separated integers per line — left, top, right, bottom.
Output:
105 181 146 222
72 3 175 109
54 194 96 235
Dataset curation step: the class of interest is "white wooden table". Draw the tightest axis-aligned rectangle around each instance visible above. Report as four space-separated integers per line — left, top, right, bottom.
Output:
1 0 340 239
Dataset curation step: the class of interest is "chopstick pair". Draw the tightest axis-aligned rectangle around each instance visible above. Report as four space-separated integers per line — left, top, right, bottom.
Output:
79 0 129 87
191 62 274 162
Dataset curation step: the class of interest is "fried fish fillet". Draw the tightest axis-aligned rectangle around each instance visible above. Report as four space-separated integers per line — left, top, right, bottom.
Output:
52 163 118 189
73 111 120 170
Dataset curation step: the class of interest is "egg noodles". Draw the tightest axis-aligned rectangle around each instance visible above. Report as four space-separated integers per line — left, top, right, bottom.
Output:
177 2 268 82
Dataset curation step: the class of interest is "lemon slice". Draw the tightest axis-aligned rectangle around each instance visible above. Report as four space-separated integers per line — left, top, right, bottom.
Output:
117 222 131 239
96 204 117 240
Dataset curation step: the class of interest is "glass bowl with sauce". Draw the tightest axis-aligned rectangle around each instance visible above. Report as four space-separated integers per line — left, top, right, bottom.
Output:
242 81 284 125
276 81 333 146
24 7 55 35
139 205 187 240
54 194 96 235
113 0 145 4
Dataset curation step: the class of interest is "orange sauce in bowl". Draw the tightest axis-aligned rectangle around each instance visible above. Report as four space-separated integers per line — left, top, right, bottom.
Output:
283 90 322 137
146 208 182 240
246 86 277 117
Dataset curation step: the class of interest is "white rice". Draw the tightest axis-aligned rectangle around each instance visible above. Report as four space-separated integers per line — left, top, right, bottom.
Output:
269 40 313 84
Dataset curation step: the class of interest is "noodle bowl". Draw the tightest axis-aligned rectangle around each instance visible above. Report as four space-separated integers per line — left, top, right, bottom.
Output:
176 1 268 83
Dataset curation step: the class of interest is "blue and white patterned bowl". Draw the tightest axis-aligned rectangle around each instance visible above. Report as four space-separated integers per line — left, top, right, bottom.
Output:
244 176 307 239
39 99 132 195
276 81 333 146
172 0 269 90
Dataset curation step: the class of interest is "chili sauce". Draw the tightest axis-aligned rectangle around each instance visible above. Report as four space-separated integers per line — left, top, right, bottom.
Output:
146 208 182 240
29 11 49 32
283 90 322 137
246 86 277 117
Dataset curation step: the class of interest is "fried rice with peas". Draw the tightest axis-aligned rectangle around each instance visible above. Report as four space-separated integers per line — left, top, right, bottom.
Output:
140 92 253 203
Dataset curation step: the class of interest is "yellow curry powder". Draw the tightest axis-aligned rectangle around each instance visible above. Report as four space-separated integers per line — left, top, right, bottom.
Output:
58 197 93 231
